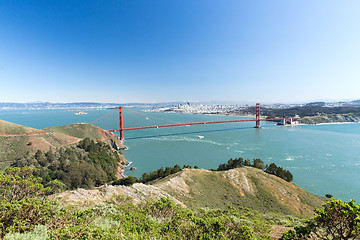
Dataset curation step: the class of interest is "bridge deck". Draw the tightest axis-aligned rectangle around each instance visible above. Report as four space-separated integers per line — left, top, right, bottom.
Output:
108 118 282 132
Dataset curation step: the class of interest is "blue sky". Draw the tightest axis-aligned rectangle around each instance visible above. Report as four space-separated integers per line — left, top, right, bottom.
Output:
0 0 359 103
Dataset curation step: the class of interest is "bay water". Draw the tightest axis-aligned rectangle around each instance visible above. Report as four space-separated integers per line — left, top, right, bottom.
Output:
0 108 359 202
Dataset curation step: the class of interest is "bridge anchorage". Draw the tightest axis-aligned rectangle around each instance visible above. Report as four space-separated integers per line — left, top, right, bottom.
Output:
108 103 296 141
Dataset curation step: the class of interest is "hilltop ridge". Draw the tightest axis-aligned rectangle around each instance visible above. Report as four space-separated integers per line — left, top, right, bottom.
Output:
0 120 123 168
0 119 40 134
44 123 123 150
154 167 325 216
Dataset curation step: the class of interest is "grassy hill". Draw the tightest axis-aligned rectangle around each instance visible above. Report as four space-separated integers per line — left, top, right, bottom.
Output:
0 119 39 134
44 123 122 149
54 167 326 218
152 167 326 217
0 120 123 168
50 166 326 238
45 123 111 140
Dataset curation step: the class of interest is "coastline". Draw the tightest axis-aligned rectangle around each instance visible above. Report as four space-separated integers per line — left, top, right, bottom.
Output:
152 109 360 126
148 109 257 118
307 121 360 126
115 153 127 179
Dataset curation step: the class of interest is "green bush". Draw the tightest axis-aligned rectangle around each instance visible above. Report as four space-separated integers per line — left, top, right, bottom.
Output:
112 176 138 186
0 195 278 239
281 198 360 239
0 199 53 238
14 138 121 190
217 157 293 182
4 225 48 240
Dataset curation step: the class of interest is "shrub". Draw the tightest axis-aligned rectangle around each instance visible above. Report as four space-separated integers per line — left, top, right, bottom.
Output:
281 198 360 239
112 176 138 186
4 225 48 240
0 167 49 201
217 157 293 182
0 199 53 238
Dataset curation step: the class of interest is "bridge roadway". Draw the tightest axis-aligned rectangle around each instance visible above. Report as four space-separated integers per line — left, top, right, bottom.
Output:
108 118 282 132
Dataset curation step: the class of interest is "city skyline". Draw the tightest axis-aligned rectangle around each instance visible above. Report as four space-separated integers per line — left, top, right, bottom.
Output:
1 1 360 104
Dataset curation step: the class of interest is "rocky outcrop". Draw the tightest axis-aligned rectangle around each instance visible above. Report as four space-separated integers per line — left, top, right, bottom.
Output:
53 183 185 207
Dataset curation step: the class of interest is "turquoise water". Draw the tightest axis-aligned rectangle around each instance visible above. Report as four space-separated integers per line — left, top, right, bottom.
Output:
1 108 359 201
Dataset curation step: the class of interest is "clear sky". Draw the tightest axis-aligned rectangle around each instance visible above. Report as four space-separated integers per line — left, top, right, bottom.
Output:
1 0 359 104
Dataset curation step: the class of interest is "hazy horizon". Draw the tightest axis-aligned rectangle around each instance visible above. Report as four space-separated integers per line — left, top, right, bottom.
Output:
1 98 359 106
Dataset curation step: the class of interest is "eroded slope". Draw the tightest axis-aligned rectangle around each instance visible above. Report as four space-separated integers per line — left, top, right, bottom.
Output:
153 167 325 216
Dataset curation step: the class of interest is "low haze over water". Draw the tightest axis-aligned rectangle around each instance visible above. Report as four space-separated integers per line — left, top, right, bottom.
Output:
1 108 359 201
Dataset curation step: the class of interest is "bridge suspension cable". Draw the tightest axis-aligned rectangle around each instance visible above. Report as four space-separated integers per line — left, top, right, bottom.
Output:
90 108 118 124
123 107 241 125
123 107 183 124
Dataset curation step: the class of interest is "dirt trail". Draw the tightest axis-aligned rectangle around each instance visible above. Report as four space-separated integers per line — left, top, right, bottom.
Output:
0 131 47 136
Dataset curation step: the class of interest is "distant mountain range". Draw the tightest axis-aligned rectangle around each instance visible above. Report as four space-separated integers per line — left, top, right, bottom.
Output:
303 100 360 107
0 102 185 110
0 99 359 110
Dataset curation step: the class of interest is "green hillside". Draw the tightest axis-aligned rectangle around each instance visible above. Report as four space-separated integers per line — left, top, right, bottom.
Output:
0 121 123 167
44 123 122 149
44 123 107 139
54 166 325 218
153 167 326 217
0 119 39 134
0 120 43 167
47 166 327 239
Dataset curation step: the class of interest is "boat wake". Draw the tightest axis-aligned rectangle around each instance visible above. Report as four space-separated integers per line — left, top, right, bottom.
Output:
149 136 224 146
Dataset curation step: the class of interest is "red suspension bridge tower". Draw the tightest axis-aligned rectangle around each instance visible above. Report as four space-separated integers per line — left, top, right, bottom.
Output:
119 106 124 141
255 103 261 128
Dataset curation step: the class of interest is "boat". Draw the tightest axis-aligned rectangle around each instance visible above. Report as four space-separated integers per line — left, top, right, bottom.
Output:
198 135 204 139
74 111 88 115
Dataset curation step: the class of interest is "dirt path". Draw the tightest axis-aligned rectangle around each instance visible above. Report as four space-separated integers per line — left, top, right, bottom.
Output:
0 131 47 136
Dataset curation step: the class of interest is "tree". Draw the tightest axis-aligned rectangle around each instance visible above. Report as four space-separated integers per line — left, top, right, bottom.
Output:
234 157 244 167
265 163 277 174
171 165 181 174
252 159 266 169
228 158 234 168
165 166 173 175
281 198 360 240
35 150 48 167
0 167 49 201
140 173 150 183
325 194 333 198
312 199 360 239
244 159 251 166
265 163 293 182
217 163 227 171
156 168 165 178
283 170 293 182
112 176 138 186
45 148 56 164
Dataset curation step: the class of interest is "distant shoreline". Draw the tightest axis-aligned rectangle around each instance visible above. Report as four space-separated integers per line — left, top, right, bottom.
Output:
308 121 360 126
153 109 360 126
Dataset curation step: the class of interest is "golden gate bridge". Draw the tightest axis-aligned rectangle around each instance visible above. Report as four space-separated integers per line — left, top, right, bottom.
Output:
91 103 290 140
